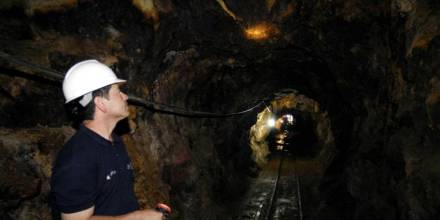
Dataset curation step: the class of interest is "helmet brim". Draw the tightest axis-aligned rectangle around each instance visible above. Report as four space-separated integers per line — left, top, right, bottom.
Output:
64 79 127 104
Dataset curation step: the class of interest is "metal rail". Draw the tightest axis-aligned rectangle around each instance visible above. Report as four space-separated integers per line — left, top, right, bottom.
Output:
294 156 303 220
264 152 285 220
235 152 305 220
265 152 303 220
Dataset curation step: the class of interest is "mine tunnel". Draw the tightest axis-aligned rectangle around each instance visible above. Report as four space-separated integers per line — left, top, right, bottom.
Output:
0 0 439 220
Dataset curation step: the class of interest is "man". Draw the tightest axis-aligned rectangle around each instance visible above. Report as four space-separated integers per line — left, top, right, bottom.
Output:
51 60 164 220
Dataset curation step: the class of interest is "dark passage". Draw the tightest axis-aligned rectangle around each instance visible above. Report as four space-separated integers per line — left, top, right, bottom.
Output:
0 1 439 220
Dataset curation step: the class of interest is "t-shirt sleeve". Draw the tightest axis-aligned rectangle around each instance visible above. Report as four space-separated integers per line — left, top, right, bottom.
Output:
51 148 97 213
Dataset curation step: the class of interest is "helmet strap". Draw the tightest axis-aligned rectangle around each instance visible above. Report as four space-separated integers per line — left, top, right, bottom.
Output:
79 92 93 107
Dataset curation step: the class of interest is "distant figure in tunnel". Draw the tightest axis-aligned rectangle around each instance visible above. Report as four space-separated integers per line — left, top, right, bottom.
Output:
50 60 163 220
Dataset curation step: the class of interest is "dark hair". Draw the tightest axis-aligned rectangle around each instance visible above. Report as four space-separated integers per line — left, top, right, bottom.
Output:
65 85 112 123
83 85 112 120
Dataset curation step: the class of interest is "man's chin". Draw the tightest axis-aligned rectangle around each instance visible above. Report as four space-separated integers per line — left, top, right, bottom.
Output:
115 112 130 121
123 111 130 118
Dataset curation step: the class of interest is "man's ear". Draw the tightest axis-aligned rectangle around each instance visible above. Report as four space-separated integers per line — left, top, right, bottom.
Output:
94 96 107 113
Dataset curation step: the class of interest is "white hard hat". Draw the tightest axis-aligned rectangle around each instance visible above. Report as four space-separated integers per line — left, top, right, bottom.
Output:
62 60 126 104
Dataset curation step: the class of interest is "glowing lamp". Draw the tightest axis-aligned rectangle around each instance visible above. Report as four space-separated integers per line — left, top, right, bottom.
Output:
267 118 276 127
244 22 278 40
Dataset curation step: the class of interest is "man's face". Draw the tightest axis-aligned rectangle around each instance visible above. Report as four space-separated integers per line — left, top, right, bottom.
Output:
104 84 129 120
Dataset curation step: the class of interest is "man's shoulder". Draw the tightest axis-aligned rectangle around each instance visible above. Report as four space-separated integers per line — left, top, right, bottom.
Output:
66 129 99 147
57 130 101 162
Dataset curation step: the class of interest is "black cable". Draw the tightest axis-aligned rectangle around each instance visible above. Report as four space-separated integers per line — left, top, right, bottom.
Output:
0 51 64 81
129 95 263 118
0 51 263 118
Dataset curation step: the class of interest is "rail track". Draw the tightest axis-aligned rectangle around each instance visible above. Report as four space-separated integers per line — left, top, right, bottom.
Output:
235 152 303 220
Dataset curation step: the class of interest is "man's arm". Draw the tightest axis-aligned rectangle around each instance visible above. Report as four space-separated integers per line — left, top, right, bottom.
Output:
61 206 163 220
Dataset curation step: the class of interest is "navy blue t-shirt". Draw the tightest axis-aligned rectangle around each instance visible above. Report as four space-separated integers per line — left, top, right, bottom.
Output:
51 124 139 218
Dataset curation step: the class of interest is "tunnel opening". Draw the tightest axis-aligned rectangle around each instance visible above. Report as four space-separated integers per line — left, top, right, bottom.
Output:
237 89 338 219
266 108 319 158
249 89 335 169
